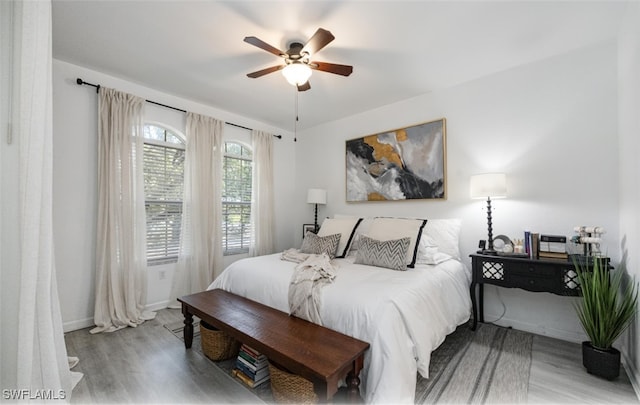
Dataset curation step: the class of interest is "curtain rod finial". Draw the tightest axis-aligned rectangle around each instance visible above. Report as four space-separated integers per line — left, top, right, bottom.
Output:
76 78 83 85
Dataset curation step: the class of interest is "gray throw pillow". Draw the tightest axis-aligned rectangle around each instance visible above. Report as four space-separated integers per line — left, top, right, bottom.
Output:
355 235 411 271
300 232 341 259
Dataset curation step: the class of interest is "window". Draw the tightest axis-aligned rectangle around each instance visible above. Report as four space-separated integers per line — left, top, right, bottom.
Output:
222 141 252 255
143 124 185 265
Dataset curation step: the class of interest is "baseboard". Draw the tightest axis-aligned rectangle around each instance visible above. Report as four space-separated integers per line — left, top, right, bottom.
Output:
488 313 586 343
62 301 170 333
63 317 94 333
146 300 170 312
622 350 640 401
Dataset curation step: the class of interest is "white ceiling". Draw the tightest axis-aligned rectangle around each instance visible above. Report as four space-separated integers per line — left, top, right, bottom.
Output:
52 1 626 131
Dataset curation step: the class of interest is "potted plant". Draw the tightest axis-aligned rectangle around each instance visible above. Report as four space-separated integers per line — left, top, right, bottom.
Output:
574 256 638 380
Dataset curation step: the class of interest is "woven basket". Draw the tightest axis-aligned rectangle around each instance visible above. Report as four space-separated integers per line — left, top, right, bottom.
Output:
199 321 240 361
268 362 318 404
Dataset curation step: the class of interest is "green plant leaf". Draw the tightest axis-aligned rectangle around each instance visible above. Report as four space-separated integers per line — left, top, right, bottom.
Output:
573 256 638 350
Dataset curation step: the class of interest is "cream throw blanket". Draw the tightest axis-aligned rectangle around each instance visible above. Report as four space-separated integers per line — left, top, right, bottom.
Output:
281 249 337 325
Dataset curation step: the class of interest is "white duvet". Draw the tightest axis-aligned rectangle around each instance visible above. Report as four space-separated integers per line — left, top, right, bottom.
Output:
209 253 471 404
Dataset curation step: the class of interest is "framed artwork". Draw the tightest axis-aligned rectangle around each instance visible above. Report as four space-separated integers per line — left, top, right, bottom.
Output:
302 224 317 238
345 118 446 202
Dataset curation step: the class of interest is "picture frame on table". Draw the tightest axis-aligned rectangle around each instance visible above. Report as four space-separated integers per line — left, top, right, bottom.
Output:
302 224 317 238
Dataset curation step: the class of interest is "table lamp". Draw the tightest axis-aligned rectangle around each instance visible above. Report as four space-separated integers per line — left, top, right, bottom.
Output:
307 189 327 233
470 173 507 254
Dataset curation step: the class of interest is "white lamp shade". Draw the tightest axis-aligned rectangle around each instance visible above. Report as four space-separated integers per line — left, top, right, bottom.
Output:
470 173 507 199
307 188 327 205
282 63 312 86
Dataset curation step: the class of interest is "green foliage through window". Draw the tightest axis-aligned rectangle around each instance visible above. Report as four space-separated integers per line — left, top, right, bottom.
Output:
143 124 185 265
223 142 252 255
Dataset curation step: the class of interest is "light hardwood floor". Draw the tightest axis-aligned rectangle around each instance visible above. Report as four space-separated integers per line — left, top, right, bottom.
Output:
65 309 638 404
528 335 637 403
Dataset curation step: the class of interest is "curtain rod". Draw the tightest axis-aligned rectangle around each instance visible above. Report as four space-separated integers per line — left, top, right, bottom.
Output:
76 78 282 139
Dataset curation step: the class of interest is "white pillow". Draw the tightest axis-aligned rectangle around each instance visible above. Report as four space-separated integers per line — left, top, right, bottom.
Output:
417 237 438 260
333 214 374 252
422 218 462 259
366 217 427 267
428 252 453 265
416 240 453 265
317 217 363 258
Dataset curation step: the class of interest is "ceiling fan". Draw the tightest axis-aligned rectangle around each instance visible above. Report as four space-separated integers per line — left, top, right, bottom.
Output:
244 28 353 92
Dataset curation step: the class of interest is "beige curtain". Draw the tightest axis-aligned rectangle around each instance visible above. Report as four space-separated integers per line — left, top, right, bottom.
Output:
169 112 224 306
249 130 275 256
92 87 155 333
11 0 80 393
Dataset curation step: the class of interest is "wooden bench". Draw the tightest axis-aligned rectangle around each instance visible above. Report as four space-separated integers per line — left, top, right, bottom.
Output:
178 289 370 402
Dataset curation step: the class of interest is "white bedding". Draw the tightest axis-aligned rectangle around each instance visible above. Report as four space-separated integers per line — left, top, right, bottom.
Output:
209 253 471 404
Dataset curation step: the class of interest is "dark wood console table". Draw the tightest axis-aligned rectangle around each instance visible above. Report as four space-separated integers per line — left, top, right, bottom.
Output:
469 253 607 330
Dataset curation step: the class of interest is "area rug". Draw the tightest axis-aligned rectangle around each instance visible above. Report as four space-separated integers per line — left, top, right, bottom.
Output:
165 321 532 404
416 323 533 404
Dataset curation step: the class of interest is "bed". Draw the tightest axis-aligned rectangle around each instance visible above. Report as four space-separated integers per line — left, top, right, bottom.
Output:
208 216 471 404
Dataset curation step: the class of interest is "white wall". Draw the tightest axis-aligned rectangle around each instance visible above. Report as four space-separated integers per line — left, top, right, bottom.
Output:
294 40 619 343
618 0 640 393
52 59 296 331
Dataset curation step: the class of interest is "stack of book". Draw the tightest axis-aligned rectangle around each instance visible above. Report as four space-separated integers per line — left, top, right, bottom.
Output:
539 234 568 260
232 344 270 388
524 231 540 259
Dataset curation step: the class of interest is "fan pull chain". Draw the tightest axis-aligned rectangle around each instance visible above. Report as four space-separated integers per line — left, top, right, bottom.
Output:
294 89 299 142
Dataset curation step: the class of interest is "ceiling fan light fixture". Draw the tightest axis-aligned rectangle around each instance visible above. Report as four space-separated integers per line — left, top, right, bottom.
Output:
282 63 312 86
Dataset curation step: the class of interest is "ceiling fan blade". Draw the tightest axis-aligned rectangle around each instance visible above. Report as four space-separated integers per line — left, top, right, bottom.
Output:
246 65 284 78
311 61 353 76
244 36 286 57
297 82 311 92
301 28 335 56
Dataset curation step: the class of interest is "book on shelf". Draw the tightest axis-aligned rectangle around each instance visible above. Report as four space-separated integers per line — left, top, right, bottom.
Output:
238 350 268 368
539 251 569 260
240 344 267 359
540 234 567 253
235 358 270 381
231 343 270 387
231 368 270 388
530 233 540 259
239 345 267 363
237 353 268 372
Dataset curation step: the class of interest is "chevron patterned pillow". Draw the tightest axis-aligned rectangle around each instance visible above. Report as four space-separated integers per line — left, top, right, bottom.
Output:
354 235 411 271
300 232 341 259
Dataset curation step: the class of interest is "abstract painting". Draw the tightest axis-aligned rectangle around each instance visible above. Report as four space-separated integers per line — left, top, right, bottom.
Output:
346 118 446 202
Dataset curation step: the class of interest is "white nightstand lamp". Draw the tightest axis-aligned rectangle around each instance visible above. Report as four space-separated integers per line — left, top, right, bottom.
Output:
470 173 507 254
307 189 327 233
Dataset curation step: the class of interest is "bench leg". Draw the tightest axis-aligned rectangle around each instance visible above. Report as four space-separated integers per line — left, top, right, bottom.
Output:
314 383 329 403
346 356 364 402
346 373 361 402
182 306 194 349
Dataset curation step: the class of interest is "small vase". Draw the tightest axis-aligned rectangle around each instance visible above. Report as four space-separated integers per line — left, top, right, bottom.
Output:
582 341 620 380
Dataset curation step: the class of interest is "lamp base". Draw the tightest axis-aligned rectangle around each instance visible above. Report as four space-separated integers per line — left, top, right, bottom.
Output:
313 203 319 233
481 248 498 255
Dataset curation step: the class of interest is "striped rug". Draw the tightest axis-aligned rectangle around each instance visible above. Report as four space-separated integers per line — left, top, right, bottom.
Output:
166 321 532 404
417 323 533 404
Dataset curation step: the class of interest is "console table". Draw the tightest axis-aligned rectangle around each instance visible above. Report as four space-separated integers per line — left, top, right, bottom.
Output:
469 253 607 330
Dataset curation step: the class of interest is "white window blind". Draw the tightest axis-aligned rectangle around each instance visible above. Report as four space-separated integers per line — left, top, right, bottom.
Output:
223 142 252 255
143 125 185 265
